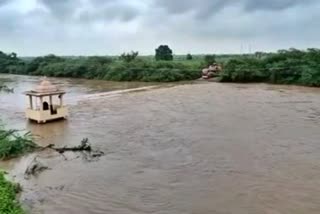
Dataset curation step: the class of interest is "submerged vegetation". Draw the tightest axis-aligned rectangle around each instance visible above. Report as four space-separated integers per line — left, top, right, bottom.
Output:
220 48 320 86
1 47 320 85
0 126 38 160
0 172 24 214
0 85 14 93
0 47 202 82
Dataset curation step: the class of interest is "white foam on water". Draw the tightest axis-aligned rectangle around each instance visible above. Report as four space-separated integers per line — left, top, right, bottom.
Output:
67 86 157 104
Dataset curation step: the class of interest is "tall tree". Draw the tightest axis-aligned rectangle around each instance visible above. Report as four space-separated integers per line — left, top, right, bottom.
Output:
186 53 193 60
155 45 173 61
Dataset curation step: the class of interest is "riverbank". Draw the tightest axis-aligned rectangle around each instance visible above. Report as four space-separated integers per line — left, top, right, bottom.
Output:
2 48 320 86
0 53 202 82
2 81 320 213
219 48 320 86
0 172 24 214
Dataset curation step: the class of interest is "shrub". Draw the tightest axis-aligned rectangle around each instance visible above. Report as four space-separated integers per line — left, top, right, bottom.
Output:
0 127 38 160
219 48 320 86
119 51 139 63
204 54 216 66
0 172 24 214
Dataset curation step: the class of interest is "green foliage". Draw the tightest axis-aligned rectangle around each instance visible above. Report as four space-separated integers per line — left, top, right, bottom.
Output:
219 48 320 86
204 54 216 66
102 60 201 82
155 45 173 61
0 126 38 160
0 51 201 82
0 172 24 214
186 54 193 60
2 48 320 85
25 54 65 75
0 51 24 74
27 56 114 79
119 51 139 63
219 58 268 82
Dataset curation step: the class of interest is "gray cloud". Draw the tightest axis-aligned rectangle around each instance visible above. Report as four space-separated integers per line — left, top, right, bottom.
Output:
155 0 317 18
39 0 80 19
154 0 232 17
0 0 320 55
78 2 141 23
0 0 8 5
39 0 141 22
0 11 20 36
244 0 315 11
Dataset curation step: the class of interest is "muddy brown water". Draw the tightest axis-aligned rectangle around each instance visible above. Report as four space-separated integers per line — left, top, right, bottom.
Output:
1 74 320 214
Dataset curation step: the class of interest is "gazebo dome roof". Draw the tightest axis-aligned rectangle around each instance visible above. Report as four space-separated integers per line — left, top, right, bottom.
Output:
34 78 59 93
24 77 65 97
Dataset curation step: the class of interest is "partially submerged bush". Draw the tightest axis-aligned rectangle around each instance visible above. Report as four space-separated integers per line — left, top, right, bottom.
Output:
0 85 14 93
101 60 201 82
0 126 38 160
219 58 268 82
219 48 320 86
0 172 24 214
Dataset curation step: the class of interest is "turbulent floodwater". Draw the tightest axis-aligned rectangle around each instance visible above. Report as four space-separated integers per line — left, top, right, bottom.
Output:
2 74 320 214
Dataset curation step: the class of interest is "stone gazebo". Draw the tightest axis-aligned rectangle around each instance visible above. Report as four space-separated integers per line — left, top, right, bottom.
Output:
24 78 68 124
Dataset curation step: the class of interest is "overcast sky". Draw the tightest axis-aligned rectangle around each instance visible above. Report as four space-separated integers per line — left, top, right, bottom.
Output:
0 0 319 56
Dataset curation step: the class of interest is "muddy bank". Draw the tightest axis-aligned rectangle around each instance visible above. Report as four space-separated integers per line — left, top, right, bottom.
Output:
2 78 320 213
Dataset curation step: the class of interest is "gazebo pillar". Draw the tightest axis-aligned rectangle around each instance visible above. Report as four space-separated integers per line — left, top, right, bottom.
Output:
49 95 53 108
59 94 64 107
39 96 43 111
29 95 33 110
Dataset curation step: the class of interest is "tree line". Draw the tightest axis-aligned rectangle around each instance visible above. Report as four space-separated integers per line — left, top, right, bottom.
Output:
219 48 320 86
1 46 320 85
0 45 210 82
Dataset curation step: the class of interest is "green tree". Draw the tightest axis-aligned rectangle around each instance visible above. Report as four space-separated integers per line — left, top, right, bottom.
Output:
25 54 65 74
86 56 113 65
0 51 22 73
155 45 173 61
9 52 17 59
186 53 193 60
254 52 264 59
204 54 216 66
119 51 139 63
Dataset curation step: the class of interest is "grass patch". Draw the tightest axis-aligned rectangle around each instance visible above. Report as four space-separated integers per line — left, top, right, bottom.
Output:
0 172 24 214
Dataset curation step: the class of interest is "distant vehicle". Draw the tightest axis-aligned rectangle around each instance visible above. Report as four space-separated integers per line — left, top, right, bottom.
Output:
202 63 222 79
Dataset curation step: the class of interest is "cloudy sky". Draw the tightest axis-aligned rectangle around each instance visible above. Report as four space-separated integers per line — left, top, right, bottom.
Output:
0 0 319 56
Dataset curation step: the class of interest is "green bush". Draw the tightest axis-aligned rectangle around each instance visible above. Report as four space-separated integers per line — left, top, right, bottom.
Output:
219 58 268 82
3 48 320 85
0 127 38 160
300 65 320 86
0 50 203 82
100 60 201 82
219 48 320 86
204 54 216 66
0 172 24 214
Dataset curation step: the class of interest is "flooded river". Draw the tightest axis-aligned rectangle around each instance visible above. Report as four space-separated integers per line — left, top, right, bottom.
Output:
1 74 320 214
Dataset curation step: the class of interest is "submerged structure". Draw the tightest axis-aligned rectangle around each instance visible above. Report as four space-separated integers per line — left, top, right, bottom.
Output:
24 78 68 124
